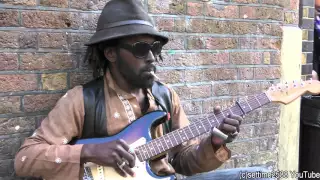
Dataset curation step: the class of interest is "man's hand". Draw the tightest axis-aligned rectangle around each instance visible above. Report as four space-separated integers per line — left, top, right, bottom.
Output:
211 106 243 146
80 139 136 177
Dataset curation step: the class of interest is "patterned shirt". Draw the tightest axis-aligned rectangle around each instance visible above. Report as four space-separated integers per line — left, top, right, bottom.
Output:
14 69 231 180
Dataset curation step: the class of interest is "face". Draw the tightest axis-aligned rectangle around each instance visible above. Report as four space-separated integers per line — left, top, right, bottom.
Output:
108 35 162 89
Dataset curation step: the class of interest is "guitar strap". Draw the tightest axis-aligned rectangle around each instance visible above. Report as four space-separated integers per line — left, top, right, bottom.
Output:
81 77 173 138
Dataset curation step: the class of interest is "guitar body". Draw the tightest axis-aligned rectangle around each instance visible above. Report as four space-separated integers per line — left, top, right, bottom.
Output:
73 111 175 180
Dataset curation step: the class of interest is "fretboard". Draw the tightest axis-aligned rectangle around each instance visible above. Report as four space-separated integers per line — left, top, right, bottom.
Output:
135 92 271 161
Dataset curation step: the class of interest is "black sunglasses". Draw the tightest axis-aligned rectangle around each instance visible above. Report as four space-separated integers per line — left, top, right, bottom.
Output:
118 41 163 59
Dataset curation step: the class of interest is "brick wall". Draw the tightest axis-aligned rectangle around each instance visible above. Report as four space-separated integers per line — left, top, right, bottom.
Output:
0 0 299 178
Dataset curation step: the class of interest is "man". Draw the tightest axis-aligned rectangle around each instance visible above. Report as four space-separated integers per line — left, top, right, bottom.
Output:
14 0 271 179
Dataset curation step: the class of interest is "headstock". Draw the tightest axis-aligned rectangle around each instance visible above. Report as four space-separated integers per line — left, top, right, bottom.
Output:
266 79 320 104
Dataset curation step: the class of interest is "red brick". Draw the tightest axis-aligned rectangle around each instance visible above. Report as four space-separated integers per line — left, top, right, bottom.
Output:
148 0 186 14
1 0 36 6
181 101 202 115
240 38 281 50
230 52 262 65
187 2 204 16
238 68 254 80
159 52 229 67
187 36 205 49
240 7 283 21
22 11 74 29
0 117 36 135
20 53 74 70
162 35 185 50
173 85 212 100
76 13 100 30
0 53 18 70
272 52 281 65
205 37 238 50
258 24 282 37
24 93 63 112
233 0 258 3
155 17 174 32
19 32 37 49
69 33 93 52
70 0 110 10
0 31 19 48
185 70 203 83
0 74 38 92
39 32 68 49
0 96 21 114
174 18 186 32
0 10 19 27
254 67 281 80
212 82 264 96
202 98 236 113
206 5 239 18
156 70 184 84
70 72 93 88
204 68 237 81
40 0 68 8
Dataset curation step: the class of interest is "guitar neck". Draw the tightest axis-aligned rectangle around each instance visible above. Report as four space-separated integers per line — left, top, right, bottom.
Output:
135 92 271 162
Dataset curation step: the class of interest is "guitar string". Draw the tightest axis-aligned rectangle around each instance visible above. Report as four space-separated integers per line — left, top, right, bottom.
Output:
135 93 270 160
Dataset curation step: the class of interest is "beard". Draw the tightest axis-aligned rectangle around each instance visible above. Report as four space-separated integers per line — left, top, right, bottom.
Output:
116 55 156 89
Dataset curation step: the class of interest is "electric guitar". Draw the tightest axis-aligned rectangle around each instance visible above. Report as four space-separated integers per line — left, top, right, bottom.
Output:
73 79 320 180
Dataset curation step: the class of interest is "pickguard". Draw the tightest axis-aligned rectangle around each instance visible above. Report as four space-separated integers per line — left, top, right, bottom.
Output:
83 137 172 180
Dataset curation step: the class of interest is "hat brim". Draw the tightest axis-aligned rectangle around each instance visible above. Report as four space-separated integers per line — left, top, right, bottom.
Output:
85 24 169 46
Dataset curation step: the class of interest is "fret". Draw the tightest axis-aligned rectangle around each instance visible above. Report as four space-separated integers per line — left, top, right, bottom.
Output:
142 144 151 160
171 131 179 146
205 115 213 127
225 108 233 116
162 136 170 150
137 147 147 161
166 134 174 148
199 119 206 133
149 141 157 157
254 95 261 106
188 125 195 138
151 141 161 154
156 138 165 152
193 122 201 135
244 98 253 111
179 129 188 141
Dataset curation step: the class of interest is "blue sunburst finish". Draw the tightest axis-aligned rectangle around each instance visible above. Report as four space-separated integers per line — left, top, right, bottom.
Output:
72 110 175 180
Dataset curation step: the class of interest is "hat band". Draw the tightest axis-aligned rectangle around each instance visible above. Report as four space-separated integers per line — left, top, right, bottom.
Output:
98 20 154 31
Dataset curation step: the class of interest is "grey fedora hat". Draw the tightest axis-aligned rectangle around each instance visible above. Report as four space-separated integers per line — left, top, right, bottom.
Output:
85 0 169 46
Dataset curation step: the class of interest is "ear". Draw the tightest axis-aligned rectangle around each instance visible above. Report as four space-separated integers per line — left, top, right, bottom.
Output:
104 47 117 63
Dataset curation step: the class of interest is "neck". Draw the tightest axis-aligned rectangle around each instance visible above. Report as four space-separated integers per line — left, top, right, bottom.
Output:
109 67 141 95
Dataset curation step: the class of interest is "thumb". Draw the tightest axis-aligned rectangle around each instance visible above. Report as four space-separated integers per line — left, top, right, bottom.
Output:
213 106 221 115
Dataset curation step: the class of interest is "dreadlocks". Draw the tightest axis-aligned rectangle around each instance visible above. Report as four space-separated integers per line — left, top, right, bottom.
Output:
83 39 118 79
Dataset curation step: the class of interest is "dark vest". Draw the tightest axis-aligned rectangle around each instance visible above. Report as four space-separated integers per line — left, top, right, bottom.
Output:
81 76 173 138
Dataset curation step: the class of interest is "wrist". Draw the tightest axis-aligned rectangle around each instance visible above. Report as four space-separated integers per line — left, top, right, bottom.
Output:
80 144 94 164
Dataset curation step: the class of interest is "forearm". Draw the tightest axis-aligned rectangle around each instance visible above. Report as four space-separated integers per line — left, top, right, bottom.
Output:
170 135 231 176
15 141 83 179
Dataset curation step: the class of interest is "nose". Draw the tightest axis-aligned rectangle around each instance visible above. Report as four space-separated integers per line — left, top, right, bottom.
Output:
145 50 155 64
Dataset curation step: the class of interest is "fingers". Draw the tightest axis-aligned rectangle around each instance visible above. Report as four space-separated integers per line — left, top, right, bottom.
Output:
218 114 243 135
